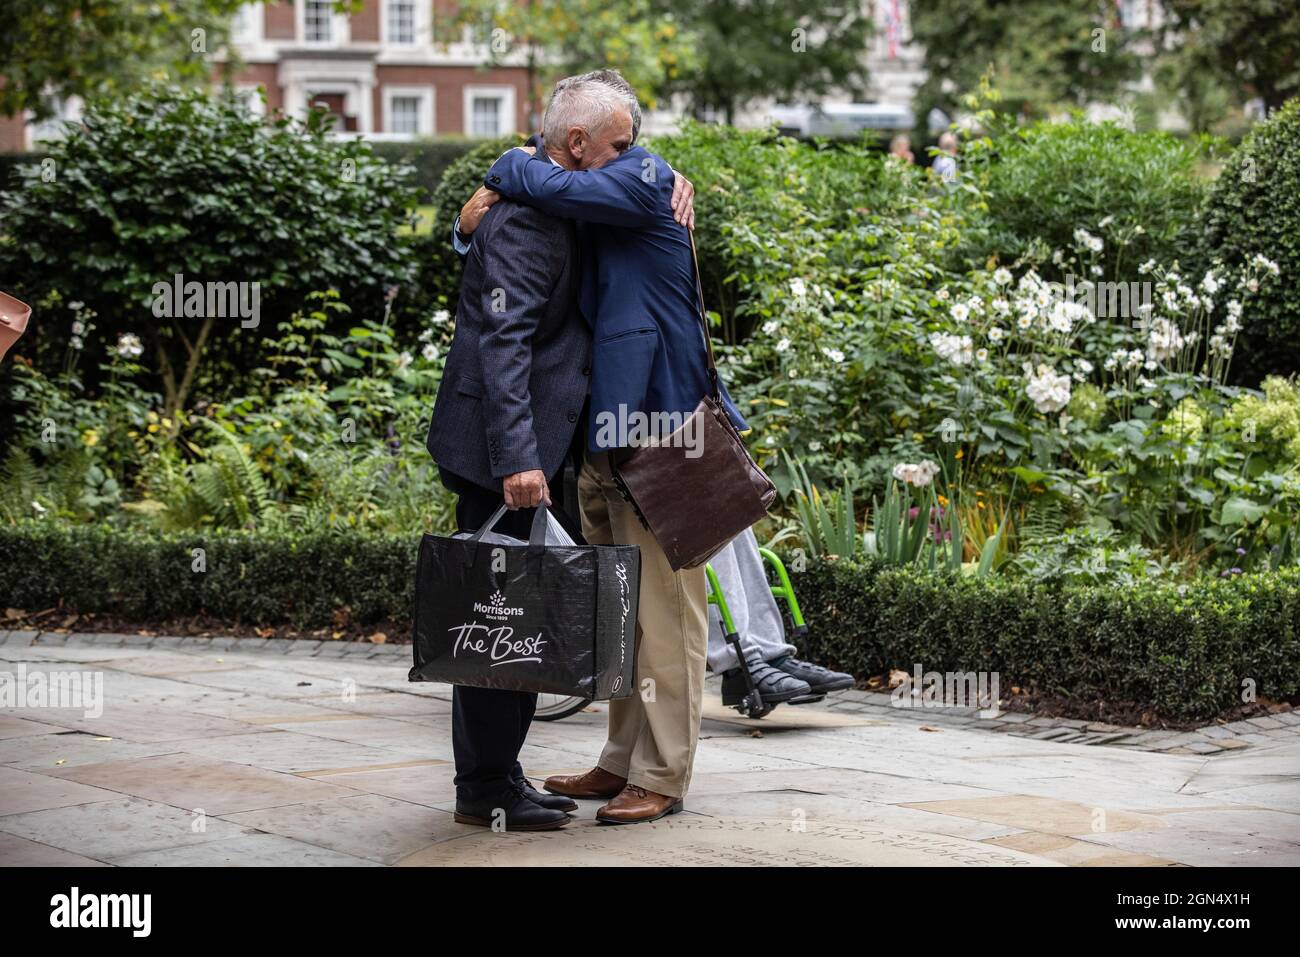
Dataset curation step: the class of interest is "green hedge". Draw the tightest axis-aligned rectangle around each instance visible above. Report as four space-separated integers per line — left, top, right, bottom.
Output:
1197 98 1300 382
791 558 1300 720
4 523 1297 718
0 523 418 631
368 138 487 202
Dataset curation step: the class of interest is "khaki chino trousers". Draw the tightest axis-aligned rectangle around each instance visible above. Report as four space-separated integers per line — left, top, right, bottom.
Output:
577 451 708 799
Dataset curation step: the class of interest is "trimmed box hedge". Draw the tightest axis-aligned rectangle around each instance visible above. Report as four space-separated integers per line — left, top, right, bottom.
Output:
3 523 1297 718
790 558 1300 720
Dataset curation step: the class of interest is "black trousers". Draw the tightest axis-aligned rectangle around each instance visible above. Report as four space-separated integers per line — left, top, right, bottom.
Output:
438 466 570 804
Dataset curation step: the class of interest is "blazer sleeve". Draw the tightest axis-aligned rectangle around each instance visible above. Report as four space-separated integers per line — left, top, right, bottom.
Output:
484 148 669 228
476 207 567 479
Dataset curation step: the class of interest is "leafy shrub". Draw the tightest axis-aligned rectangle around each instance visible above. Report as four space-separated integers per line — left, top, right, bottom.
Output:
367 138 483 201
1197 98 1300 381
0 84 423 400
974 119 1212 281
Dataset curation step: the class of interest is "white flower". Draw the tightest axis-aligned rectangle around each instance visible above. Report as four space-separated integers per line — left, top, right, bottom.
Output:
936 288 950 301
31 500 47 516
1073 358 1093 380
1200 273 1220 295
1227 299 1243 319
395 351 413 369
790 277 807 299
822 347 845 363
975 348 989 363
1138 259 1156 275
762 320 779 335
1098 215 1115 229
808 440 822 452
775 338 791 353
892 460 941 487
1073 228 1103 253
928 332 973 365
989 327 1004 342
422 343 439 362
1147 317 1184 361
950 303 969 322
1246 278 1260 293
1026 364 1072 414
68 301 84 310
993 268 1012 286
116 333 144 358
1017 314 1033 331
992 298 1010 315
431 309 450 325
70 335 83 350
72 320 86 335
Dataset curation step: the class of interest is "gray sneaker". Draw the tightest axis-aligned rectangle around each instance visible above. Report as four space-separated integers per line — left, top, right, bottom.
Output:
773 656 856 694
722 655 813 708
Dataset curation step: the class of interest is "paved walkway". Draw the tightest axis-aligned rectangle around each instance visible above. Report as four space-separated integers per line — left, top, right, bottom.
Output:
1 632 1298 866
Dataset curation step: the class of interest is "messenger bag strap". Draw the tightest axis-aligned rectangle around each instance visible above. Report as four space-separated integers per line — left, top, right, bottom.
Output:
687 231 721 400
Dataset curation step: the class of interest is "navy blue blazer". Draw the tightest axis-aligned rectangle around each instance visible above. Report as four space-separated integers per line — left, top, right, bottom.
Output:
483 146 746 452
426 199 589 490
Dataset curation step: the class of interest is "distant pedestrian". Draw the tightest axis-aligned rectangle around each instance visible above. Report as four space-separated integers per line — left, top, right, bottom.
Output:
932 131 959 182
888 134 915 165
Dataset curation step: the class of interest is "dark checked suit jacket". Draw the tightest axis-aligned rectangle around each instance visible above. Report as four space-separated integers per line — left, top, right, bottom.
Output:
426 199 589 491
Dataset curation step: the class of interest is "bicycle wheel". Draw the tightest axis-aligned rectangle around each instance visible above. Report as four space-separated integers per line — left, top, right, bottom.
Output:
533 693 593 721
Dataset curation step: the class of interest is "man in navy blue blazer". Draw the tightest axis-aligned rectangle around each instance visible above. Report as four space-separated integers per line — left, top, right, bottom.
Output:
456 70 744 824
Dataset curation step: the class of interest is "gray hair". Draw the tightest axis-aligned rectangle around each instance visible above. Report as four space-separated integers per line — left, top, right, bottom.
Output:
542 69 641 147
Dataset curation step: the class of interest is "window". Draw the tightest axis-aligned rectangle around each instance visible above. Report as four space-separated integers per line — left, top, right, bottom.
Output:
390 96 420 134
387 0 416 44
471 96 501 136
463 85 515 137
384 87 433 137
304 0 333 42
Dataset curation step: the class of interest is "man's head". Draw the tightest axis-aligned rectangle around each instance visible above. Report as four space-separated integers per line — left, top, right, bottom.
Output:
542 70 640 171
938 131 958 155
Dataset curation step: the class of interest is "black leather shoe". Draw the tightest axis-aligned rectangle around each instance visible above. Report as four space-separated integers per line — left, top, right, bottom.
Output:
454 783 570 831
514 773 578 812
773 656 856 694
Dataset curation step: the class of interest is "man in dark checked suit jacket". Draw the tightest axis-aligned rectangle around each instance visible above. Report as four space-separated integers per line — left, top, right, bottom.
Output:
424 150 592 832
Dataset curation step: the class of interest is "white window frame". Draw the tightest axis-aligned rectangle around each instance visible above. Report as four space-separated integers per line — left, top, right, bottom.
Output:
463 84 515 137
383 85 435 137
298 0 349 46
381 0 431 48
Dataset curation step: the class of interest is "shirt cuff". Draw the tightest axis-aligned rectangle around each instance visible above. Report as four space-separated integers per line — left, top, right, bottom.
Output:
451 216 472 256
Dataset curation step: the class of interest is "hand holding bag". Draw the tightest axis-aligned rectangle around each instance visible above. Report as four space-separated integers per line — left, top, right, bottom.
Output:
611 233 777 571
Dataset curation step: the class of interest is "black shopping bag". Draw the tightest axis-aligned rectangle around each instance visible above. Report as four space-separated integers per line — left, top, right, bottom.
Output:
408 504 640 699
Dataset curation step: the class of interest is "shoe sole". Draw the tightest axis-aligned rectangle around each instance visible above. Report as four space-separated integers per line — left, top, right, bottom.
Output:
806 679 857 694
596 801 684 826
453 812 570 830
543 784 625 800
721 688 812 707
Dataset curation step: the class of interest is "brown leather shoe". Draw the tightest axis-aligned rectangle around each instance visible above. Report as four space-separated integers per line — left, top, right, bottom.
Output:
595 784 683 825
543 766 627 800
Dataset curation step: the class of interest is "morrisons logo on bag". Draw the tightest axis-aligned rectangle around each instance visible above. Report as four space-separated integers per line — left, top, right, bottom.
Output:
472 590 524 619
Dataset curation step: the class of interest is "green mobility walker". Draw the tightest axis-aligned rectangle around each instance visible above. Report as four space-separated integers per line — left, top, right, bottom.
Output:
533 548 816 721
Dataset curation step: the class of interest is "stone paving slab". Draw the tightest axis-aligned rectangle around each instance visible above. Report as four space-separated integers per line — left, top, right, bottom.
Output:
2 637 1298 866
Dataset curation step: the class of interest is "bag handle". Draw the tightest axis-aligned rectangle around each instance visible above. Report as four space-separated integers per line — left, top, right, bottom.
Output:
468 504 511 542
466 501 550 553
687 231 721 401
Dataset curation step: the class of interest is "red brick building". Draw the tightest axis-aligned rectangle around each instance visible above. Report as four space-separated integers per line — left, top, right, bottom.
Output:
0 1 532 150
